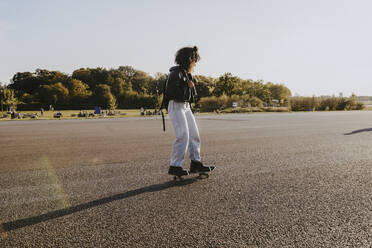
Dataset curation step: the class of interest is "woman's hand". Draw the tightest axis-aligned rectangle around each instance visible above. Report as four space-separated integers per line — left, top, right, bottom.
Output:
187 80 195 88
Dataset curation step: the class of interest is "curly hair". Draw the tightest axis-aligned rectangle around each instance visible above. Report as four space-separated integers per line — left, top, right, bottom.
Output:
175 46 200 70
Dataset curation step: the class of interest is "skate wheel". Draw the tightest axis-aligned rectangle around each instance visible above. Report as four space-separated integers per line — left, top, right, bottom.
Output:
173 176 184 181
198 173 209 179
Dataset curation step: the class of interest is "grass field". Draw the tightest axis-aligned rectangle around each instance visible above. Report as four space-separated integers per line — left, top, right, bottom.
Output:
1 106 370 121
0 109 147 121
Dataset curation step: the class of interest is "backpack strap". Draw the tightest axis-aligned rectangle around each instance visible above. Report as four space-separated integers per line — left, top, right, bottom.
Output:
161 109 165 132
160 75 170 132
182 70 198 111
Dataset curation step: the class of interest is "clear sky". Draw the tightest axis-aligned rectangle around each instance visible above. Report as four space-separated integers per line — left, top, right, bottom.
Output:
1 0 371 96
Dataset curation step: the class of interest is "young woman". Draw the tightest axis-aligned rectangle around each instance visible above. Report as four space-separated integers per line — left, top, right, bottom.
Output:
164 46 215 177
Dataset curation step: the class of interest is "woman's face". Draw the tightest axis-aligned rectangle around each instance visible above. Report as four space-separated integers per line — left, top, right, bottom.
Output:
189 61 196 72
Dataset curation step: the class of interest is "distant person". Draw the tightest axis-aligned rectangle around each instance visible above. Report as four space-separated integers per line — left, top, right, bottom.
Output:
40 108 44 116
140 107 144 116
164 46 215 178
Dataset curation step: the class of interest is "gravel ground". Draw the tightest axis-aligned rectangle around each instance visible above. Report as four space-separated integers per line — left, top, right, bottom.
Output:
0 111 371 247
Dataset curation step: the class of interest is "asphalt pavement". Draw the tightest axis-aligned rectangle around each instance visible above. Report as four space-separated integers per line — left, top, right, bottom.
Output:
0 111 371 247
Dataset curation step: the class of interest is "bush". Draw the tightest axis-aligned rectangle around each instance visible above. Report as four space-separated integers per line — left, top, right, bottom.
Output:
199 95 285 112
317 98 330 111
317 97 350 111
291 96 365 111
335 98 349 110
199 96 220 112
355 102 364 110
217 95 229 109
229 95 241 108
321 98 338 110
249 97 263 108
240 94 251 107
198 95 232 112
290 97 317 111
346 95 364 110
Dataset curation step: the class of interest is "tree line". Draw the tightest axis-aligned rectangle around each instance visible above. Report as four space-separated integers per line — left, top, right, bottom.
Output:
1 66 292 111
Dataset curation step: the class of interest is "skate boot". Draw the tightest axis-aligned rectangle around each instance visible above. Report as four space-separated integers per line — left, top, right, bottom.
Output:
168 166 189 180
189 161 215 174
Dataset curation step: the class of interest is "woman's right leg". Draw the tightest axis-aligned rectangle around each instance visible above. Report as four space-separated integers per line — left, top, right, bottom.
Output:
184 104 201 162
168 101 189 167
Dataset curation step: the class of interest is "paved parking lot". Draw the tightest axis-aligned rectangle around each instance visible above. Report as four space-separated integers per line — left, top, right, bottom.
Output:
0 112 371 247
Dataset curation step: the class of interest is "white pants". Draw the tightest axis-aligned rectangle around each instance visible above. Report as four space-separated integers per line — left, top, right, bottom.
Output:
168 100 201 167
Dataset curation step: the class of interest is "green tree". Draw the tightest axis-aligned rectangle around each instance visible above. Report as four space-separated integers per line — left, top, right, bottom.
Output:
267 83 291 104
147 73 167 96
10 72 38 98
34 69 69 86
66 79 91 108
131 70 152 94
246 80 271 103
117 66 136 90
20 93 36 104
194 75 213 100
107 68 133 97
118 66 136 80
72 67 109 92
67 79 90 97
39 82 69 108
10 69 70 99
213 73 240 97
240 79 254 95
110 78 126 97
92 84 116 109
146 73 168 108
0 84 19 111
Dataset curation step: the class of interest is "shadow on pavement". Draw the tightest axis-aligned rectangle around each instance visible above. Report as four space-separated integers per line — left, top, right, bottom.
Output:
3 179 195 232
344 128 372 135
